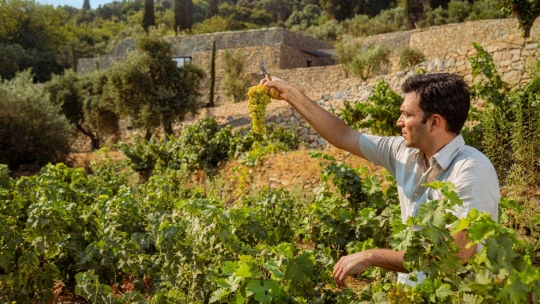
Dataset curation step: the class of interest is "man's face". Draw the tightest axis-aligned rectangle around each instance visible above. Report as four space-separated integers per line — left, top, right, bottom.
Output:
396 92 431 148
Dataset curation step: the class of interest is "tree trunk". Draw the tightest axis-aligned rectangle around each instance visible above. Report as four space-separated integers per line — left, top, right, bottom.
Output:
209 40 216 107
163 119 174 136
185 0 193 30
174 0 183 34
207 0 218 18
145 129 153 141
75 124 100 151
143 0 155 33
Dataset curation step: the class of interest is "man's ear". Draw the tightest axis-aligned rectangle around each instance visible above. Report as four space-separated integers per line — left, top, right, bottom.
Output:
431 114 443 131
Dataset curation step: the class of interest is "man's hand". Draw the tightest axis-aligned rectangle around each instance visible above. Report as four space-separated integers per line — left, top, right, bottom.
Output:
260 76 295 102
332 250 373 288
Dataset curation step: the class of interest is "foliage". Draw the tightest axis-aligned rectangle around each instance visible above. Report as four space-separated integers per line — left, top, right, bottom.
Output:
0 140 402 303
285 4 321 29
142 0 156 32
174 0 193 33
468 43 540 187
340 7 406 38
336 39 391 80
117 118 300 180
389 182 540 303
0 70 70 170
419 0 511 28
334 80 403 136
499 0 540 37
467 0 510 21
222 50 251 103
45 69 119 150
105 35 205 137
190 15 243 34
0 0 67 81
1 134 539 303
398 46 426 70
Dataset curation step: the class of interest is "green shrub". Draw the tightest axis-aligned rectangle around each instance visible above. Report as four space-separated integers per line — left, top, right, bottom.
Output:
334 80 403 135
339 42 391 80
467 0 511 21
398 46 426 70
335 38 391 80
341 7 406 38
418 5 449 27
468 43 540 187
190 15 243 34
117 118 300 181
447 0 472 23
0 70 70 170
301 19 341 43
222 50 250 103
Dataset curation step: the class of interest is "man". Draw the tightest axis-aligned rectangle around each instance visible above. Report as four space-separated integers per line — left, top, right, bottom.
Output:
260 73 500 287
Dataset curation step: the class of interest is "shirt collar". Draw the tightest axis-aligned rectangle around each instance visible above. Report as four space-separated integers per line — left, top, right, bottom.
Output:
431 134 465 170
413 134 465 170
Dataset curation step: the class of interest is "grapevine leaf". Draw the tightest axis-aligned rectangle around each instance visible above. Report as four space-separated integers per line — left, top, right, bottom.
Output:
235 263 252 278
223 261 240 275
264 260 283 280
435 284 453 300
209 288 229 303
392 228 415 250
254 293 272 303
462 293 484 304
467 215 498 243
236 291 245 304
245 280 265 296
285 252 315 294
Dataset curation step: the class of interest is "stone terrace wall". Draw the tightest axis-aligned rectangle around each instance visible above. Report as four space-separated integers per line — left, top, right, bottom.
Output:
409 18 540 60
73 18 540 152
77 28 333 74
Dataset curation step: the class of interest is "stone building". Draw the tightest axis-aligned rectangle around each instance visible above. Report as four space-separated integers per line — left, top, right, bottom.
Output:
77 27 335 106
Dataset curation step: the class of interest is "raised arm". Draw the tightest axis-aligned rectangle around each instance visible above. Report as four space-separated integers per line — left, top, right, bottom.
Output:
261 77 366 159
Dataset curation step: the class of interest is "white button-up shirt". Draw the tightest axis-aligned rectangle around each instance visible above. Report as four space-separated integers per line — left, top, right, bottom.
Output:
359 134 500 285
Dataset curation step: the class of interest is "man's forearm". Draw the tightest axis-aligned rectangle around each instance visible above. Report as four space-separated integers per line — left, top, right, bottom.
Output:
286 88 358 151
367 249 407 273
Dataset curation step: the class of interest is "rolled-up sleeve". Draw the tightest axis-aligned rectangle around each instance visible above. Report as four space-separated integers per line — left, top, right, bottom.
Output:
359 134 404 178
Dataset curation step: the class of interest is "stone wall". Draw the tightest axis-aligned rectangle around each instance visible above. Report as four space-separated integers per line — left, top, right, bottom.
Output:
279 45 334 69
73 18 540 152
77 28 333 74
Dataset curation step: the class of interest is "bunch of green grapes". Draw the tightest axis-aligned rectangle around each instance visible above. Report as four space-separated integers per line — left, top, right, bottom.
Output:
248 84 273 134
387 287 410 304
387 286 422 304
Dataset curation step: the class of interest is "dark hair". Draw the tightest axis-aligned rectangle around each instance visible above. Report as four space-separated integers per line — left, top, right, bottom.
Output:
402 73 470 134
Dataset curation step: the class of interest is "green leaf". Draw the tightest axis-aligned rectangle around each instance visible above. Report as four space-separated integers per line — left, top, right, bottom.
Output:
435 284 453 300
245 280 265 297
264 260 283 280
467 215 498 243
209 288 229 303
254 292 272 304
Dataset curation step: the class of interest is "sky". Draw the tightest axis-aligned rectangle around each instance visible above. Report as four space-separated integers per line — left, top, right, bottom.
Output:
36 0 115 8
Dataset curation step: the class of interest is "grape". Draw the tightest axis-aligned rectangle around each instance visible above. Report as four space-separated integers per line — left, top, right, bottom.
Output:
387 286 422 304
387 288 411 304
247 84 273 135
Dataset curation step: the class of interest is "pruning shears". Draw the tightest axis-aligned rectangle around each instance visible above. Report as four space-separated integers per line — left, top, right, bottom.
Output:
260 61 272 82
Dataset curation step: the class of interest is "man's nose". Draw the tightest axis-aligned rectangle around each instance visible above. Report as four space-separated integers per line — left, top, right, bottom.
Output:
396 116 403 127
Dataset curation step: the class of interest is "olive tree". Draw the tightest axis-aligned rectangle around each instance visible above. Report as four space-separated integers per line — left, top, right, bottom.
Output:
45 69 119 151
0 70 70 169
500 0 540 38
105 35 204 138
